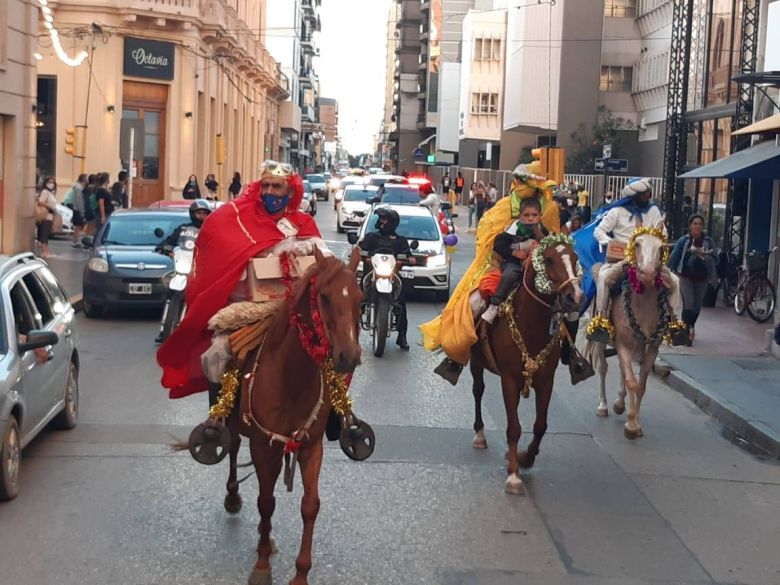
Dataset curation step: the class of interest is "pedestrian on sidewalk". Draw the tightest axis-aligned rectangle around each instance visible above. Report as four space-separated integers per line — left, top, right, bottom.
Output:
205 173 219 200
35 177 58 258
110 171 129 209
487 182 498 209
63 174 88 247
229 172 242 199
467 183 476 229
669 214 717 345
475 181 487 226
94 172 114 229
455 172 465 204
183 175 201 200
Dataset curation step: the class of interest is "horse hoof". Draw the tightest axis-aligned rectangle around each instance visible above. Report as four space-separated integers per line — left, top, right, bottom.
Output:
624 426 643 440
472 430 488 449
224 494 243 514
518 452 535 469
505 473 525 495
597 406 609 417
613 402 625 415
248 567 272 585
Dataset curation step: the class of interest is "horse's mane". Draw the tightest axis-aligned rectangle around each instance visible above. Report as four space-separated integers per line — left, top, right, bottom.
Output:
267 255 347 344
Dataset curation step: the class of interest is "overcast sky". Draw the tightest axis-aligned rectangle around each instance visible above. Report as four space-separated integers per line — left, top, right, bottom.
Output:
317 0 392 155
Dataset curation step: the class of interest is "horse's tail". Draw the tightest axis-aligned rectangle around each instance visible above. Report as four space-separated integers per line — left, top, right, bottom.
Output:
168 435 190 454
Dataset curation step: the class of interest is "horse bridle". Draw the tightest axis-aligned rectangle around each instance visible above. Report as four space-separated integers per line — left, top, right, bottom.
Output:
522 256 581 310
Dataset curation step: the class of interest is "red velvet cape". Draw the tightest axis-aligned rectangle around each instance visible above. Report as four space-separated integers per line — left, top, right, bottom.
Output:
156 177 320 398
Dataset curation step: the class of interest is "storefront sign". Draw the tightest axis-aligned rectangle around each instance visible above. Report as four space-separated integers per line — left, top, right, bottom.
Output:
124 38 175 80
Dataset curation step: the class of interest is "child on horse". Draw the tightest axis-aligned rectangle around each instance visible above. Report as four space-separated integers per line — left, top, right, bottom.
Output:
481 197 548 324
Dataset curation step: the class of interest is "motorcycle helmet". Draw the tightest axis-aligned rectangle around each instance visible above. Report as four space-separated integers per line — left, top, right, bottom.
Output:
374 207 400 234
189 199 212 227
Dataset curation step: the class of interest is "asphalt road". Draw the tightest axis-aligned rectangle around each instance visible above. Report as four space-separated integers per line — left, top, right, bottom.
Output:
2 202 779 585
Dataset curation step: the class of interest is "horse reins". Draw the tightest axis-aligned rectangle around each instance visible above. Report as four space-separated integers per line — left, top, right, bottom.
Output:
522 256 580 309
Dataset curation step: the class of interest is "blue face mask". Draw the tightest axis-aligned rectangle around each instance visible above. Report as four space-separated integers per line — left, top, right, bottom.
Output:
261 193 289 214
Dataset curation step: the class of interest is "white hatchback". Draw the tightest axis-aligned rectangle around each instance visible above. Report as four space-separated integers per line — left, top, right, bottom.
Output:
337 184 379 233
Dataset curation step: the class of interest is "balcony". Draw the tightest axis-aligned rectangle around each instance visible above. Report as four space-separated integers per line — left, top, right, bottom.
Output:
302 104 316 123
279 101 302 133
301 36 316 55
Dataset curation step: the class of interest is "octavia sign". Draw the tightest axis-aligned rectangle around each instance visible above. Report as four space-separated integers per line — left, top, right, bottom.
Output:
124 37 175 80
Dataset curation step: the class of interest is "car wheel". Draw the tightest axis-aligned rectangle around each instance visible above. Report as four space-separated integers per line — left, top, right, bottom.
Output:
52 362 79 430
324 193 329 201
0 416 21 501
83 298 103 318
337 221 344 234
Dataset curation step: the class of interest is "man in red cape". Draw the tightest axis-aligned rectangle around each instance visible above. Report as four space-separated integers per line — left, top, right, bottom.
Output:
157 161 321 398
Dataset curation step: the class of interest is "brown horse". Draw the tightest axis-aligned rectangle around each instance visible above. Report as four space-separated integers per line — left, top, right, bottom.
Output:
225 247 363 585
470 236 583 494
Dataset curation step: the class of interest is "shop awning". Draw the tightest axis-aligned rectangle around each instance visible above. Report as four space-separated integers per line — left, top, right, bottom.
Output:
733 113 780 135
678 140 780 180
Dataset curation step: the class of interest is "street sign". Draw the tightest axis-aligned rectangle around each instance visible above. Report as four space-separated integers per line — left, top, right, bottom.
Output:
603 143 612 158
594 158 629 173
413 148 424 158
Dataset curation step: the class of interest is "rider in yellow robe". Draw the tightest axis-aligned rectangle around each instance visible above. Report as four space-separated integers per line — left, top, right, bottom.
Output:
420 162 559 383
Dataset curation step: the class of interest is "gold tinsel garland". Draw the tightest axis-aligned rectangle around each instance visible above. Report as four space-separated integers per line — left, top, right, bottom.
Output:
624 226 669 265
323 358 353 416
499 298 561 398
209 367 240 419
586 314 616 340
662 319 688 345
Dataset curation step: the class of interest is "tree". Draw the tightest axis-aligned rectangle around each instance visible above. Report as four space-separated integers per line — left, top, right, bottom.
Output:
566 106 634 174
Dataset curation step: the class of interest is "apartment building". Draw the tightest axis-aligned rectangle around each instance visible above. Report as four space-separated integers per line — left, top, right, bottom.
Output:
1 0 37 252
318 97 338 171
36 0 289 206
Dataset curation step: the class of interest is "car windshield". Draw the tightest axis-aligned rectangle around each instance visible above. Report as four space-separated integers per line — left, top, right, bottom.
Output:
367 212 440 241
343 188 375 202
101 214 188 246
380 187 421 205
306 174 325 183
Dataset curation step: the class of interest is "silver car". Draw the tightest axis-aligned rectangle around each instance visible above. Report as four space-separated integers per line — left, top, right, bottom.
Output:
0 253 79 500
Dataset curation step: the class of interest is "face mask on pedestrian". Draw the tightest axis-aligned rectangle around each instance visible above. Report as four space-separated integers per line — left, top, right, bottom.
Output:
261 193 289 214
46 182 55 190
566 198 574 207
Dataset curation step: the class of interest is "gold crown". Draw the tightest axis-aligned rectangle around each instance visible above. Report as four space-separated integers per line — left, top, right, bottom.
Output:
260 160 294 179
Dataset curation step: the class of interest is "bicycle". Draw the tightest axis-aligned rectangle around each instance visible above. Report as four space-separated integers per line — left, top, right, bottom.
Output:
718 251 742 306
733 248 777 323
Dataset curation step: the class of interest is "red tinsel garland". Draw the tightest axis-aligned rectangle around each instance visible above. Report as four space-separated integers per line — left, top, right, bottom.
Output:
280 253 330 365
627 264 666 295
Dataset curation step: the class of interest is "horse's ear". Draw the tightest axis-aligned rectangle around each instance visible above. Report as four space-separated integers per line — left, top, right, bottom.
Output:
313 244 325 264
348 246 361 274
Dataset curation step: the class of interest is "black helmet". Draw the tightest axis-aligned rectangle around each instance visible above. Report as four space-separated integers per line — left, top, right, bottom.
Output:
189 199 212 226
374 207 400 234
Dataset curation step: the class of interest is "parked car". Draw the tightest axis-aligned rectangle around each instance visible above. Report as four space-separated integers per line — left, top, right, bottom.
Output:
337 184 379 233
147 200 224 210
351 204 451 301
305 174 328 201
81 209 187 317
0 253 79 500
54 204 74 236
300 180 318 216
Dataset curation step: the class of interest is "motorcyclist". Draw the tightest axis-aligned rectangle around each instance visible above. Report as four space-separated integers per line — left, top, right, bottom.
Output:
154 199 212 343
357 207 415 350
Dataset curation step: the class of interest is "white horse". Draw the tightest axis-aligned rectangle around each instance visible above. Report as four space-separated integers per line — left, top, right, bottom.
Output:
586 217 681 439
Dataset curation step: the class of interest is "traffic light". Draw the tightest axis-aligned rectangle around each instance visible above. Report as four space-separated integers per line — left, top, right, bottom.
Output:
64 127 79 156
530 146 565 184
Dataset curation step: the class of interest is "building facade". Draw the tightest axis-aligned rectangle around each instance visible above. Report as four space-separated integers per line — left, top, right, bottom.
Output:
0 0 37 253
36 0 288 206
318 96 338 171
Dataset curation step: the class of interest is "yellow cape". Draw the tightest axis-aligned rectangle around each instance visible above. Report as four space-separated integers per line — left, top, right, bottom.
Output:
419 173 559 364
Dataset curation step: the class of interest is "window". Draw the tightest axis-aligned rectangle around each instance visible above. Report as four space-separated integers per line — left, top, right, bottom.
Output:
37 267 70 314
473 38 501 61
604 0 636 18
36 76 58 178
599 66 634 92
23 273 54 326
471 92 500 115
10 283 41 344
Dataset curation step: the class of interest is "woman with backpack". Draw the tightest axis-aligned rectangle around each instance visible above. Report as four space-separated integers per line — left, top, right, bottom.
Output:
35 176 59 258
669 214 717 345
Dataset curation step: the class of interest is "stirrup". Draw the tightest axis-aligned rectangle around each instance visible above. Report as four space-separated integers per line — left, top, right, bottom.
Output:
668 325 690 347
586 326 612 344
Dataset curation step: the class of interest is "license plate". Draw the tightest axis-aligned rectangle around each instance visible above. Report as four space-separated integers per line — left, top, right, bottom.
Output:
400 270 414 279
128 283 153 295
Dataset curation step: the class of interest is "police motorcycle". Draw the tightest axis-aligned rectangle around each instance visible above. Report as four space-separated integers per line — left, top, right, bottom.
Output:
348 231 418 357
153 200 210 343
